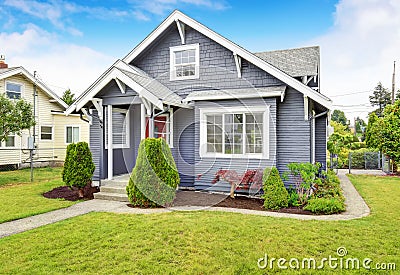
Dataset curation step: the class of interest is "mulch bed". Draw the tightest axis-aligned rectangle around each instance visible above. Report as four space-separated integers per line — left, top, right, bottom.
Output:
43 184 99 201
43 187 313 215
173 191 314 215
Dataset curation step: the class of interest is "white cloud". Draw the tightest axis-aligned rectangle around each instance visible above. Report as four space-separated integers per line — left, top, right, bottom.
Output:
310 0 400 119
0 25 114 97
3 0 131 35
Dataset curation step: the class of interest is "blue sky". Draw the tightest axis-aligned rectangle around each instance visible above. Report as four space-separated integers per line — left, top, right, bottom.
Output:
1 0 400 120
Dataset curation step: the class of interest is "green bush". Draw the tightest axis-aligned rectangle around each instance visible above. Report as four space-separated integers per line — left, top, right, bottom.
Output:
315 170 344 201
287 188 300 207
284 162 322 205
262 167 288 210
62 142 95 197
126 138 180 207
304 197 345 214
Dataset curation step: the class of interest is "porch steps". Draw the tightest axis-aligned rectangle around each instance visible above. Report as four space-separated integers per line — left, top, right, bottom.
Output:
94 174 130 202
94 191 129 202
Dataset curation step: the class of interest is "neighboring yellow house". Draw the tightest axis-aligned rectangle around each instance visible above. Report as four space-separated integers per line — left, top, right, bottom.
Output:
0 61 89 168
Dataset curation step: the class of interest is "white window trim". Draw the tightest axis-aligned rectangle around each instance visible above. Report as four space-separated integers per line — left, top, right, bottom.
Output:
170 43 200 81
5 81 24 99
199 106 270 159
40 125 54 141
105 107 130 149
65 125 81 145
145 109 174 148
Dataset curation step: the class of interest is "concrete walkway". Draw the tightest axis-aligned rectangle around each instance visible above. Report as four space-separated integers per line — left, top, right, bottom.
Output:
0 170 376 238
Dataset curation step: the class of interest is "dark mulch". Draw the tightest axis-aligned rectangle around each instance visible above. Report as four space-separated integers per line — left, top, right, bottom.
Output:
43 184 99 201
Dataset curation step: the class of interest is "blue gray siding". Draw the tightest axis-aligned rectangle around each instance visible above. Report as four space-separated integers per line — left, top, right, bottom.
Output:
193 98 276 193
171 108 195 187
315 115 327 170
276 88 311 175
90 110 103 181
133 25 283 96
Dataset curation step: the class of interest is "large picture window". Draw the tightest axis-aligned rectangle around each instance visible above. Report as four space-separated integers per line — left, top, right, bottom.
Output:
200 107 269 158
170 44 199 81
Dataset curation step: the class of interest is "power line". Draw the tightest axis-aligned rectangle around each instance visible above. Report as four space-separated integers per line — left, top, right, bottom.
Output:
329 90 373 98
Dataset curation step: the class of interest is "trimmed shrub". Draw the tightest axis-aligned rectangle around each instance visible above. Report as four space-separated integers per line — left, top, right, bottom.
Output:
262 167 288 210
304 197 345 214
126 138 180 207
62 142 95 198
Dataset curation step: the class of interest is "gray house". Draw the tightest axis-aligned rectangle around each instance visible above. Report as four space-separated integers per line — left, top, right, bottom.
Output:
66 10 332 193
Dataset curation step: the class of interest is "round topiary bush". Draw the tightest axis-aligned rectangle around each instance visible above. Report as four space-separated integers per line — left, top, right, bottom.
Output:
126 138 180 207
262 167 289 210
62 142 95 198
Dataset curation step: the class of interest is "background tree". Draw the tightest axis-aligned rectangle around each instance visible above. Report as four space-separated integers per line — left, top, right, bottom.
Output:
355 117 367 141
365 112 383 150
369 82 391 117
61 89 75 106
0 94 35 142
381 100 400 165
331 109 348 127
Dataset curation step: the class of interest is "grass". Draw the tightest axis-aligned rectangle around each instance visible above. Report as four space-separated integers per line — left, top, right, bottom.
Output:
0 167 76 223
0 174 399 274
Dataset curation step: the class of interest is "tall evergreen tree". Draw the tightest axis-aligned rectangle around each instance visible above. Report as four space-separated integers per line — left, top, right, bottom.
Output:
369 82 391 117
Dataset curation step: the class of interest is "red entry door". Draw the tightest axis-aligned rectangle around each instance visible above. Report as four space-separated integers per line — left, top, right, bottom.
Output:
145 116 167 139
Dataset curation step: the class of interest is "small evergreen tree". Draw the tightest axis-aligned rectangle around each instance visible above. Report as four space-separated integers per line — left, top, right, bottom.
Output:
262 167 288 210
62 142 95 198
126 138 180 207
61 89 75 106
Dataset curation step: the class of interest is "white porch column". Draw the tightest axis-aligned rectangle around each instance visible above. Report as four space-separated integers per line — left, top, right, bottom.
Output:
107 105 113 180
141 103 146 140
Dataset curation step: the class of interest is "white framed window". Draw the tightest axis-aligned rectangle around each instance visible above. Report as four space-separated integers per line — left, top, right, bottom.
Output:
66 126 80 144
170 43 200 81
105 107 130 149
200 106 269 158
40 126 53 141
5 81 23 99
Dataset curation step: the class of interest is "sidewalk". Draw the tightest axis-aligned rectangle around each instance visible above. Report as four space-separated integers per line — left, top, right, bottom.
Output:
0 171 372 238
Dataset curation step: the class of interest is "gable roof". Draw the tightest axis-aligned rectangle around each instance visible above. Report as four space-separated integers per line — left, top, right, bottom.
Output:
0 66 68 109
254 46 319 78
67 60 189 114
122 10 331 110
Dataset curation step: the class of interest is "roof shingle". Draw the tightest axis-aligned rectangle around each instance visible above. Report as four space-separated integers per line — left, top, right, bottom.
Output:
254 46 319 78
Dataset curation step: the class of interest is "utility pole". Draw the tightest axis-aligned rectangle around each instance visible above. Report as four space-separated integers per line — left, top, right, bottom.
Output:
392 61 396 104
30 71 37 182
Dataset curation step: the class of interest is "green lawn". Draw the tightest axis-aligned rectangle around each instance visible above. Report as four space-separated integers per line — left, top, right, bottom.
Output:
0 167 76 223
0 174 399 274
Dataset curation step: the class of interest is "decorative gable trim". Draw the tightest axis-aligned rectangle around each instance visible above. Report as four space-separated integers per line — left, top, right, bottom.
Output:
123 10 332 110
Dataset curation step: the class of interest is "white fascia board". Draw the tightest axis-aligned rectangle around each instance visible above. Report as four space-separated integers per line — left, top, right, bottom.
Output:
66 59 122 115
122 10 332 110
0 67 68 109
184 91 283 102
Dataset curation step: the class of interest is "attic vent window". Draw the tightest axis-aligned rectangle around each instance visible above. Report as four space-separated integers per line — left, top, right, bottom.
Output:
170 43 199 81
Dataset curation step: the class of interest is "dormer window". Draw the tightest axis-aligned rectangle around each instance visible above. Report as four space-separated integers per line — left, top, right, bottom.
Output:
170 44 199 81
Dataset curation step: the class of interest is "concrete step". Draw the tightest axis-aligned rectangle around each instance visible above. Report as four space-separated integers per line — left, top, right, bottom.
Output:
100 185 127 194
94 192 129 202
